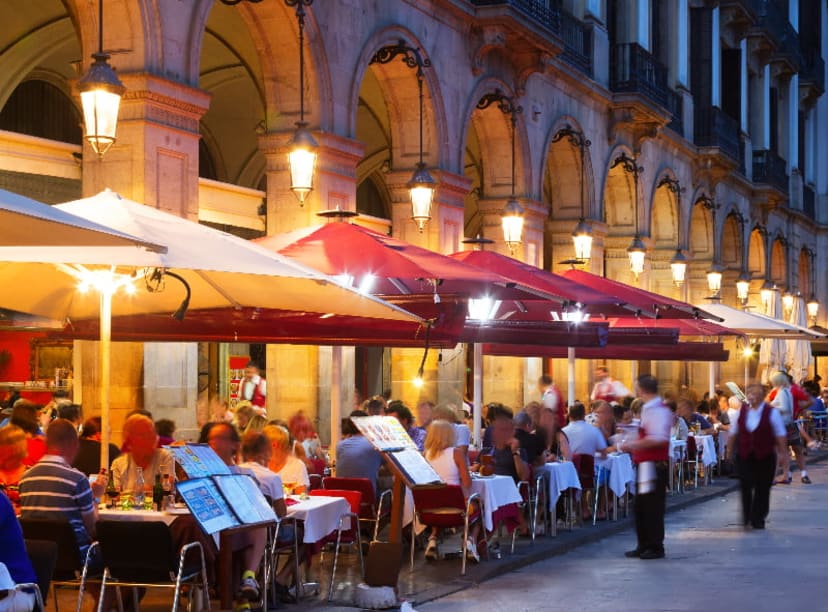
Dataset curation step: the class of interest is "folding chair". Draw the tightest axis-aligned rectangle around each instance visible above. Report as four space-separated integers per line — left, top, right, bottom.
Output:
408 485 481 577
19 518 99 612
308 489 364 601
265 514 302 604
94 520 209 612
323 476 391 541
24 539 57 611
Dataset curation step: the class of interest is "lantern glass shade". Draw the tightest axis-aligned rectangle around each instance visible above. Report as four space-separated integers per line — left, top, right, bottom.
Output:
706 268 723 294
669 249 688 286
287 124 318 205
627 236 646 278
782 292 795 312
78 53 125 157
408 163 436 231
501 199 525 254
736 277 750 302
807 296 819 320
760 284 774 309
572 218 592 261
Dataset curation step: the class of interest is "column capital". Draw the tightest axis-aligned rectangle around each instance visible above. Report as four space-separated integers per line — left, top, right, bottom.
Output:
117 73 212 131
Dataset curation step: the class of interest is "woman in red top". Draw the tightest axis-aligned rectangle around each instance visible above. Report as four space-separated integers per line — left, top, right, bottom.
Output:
0 425 28 512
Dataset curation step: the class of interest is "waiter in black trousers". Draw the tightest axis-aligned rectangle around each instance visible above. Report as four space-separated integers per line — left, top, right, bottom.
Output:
618 374 672 560
726 383 787 529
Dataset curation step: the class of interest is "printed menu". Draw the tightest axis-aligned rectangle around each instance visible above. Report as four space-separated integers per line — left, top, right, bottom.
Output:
177 473 276 535
166 444 231 478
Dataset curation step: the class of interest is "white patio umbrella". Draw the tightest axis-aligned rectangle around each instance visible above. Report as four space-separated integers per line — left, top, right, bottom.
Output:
787 296 813 382
758 290 788 383
0 189 421 467
0 187 163 250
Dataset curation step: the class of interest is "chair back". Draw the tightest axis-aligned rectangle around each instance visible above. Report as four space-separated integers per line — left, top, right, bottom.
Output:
572 454 596 489
24 539 58 603
322 477 376 518
308 473 323 491
411 485 466 529
95 521 177 582
309 489 362 535
686 436 698 457
18 518 84 579
309 458 327 476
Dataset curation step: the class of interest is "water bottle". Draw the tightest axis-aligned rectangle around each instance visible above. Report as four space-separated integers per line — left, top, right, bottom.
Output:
133 467 145 508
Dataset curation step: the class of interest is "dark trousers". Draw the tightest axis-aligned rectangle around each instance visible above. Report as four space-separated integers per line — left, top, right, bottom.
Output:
738 453 776 527
634 461 668 553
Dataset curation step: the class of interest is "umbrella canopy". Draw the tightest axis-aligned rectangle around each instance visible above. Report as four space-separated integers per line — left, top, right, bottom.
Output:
758 291 787 383
562 268 721 320
787 296 813 382
260 222 541 301
449 250 641 317
0 188 165 251
810 325 828 356
0 190 420 323
483 341 730 362
603 316 742 338
699 302 822 338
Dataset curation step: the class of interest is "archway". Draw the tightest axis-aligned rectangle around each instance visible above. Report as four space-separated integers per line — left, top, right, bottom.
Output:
770 238 787 287
799 247 812 297
649 175 681 298
720 212 743 304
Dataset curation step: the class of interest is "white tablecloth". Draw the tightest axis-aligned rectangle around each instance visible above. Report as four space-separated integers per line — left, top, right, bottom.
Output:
287 495 350 543
470 474 523 532
691 434 717 467
98 507 181 526
535 462 581 508
670 439 687 461
717 430 729 458
595 453 635 497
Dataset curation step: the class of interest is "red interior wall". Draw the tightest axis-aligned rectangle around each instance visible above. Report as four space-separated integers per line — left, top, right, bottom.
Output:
0 330 52 403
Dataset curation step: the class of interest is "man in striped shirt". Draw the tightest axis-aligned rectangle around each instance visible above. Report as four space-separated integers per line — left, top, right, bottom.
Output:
18 419 106 555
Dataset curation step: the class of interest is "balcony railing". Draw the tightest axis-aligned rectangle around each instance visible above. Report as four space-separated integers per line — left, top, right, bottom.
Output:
666 89 683 136
803 185 816 220
610 43 670 108
720 0 763 21
800 48 826 95
756 0 801 70
471 0 561 33
752 149 789 194
694 106 740 162
558 9 592 76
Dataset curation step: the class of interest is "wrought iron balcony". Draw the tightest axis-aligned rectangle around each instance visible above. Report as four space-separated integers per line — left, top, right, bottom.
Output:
803 185 816 220
800 48 826 96
666 89 683 136
694 106 740 162
752 149 789 194
755 0 801 71
558 8 592 76
470 0 561 33
610 43 669 109
720 0 763 22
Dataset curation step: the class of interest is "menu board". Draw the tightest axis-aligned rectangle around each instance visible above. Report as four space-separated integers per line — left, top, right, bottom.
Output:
214 474 277 525
167 444 231 479
386 448 442 486
350 416 417 452
176 478 240 534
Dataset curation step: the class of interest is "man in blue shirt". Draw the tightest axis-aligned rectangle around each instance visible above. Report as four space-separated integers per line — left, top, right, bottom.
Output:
677 399 714 434
0 489 36 587
335 410 384 492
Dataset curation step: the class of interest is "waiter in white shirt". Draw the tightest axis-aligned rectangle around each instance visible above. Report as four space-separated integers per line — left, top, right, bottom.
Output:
239 361 267 417
619 374 671 560
590 365 631 403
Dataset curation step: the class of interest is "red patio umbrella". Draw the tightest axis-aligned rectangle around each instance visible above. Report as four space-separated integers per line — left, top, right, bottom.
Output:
483 342 730 361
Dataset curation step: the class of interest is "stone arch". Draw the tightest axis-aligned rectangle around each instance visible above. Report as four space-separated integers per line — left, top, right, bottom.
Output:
799 247 812 296
721 212 743 269
648 169 680 248
348 26 446 170
542 115 594 221
0 76 82 144
748 227 767 278
688 197 714 260
602 145 639 234
770 237 787 286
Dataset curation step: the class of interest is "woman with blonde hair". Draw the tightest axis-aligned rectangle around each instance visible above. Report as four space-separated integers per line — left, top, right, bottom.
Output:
263 424 310 494
422 420 481 563
234 401 268 435
0 425 28 511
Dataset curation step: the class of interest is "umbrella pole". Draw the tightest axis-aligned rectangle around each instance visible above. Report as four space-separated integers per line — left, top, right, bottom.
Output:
567 347 576 407
744 354 749 388
99 290 112 472
473 342 482 448
330 346 342 462
708 361 715 399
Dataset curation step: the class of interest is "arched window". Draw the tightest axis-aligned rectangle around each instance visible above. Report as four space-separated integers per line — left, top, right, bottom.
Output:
0 80 81 144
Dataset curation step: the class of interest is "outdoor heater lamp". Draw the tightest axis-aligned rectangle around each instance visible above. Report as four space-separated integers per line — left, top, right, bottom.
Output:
78 0 125 158
670 249 688 286
286 0 318 205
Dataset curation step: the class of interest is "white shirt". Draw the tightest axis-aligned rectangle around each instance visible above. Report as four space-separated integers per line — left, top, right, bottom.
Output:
541 386 559 411
426 447 461 486
454 423 471 448
640 397 672 443
562 420 607 455
590 378 631 401
771 387 794 425
730 404 786 438
238 461 284 501
275 455 310 489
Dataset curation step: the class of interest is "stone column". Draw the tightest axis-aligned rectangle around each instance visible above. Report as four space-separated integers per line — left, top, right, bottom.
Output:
385 169 471 409
78 74 210 444
257 131 366 424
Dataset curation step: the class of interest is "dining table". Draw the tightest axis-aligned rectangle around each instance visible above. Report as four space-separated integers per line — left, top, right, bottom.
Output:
534 461 581 536
692 434 718 467
285 494 351 544
469 473 523 532
669 439 687 493
595 453 635 520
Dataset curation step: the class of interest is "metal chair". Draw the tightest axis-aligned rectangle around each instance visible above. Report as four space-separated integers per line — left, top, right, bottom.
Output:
19 518 99 612
265 514 303 603
94 520 209 612
408 485 481 577
308 489 364 602
24 539 57 612
322 476 391 542
685 436 700 489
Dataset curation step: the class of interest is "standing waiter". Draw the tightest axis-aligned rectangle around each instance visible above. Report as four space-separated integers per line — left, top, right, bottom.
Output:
618 374 671 560
726 383 787 529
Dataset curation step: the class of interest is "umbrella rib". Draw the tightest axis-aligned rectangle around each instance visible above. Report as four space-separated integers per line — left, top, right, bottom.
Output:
194 270 242 309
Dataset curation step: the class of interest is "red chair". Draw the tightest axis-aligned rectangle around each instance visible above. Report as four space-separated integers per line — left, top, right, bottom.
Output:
308 473 323 491
572 454 596 525
309 489 364 601
409 485 481 576
322 476 391 541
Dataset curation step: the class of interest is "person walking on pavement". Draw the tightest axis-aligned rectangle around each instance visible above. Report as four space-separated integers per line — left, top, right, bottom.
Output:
620 374 671 560
727 383 787 530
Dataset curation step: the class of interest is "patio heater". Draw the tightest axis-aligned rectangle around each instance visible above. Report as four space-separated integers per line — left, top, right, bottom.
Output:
476 90 524 255
78 0 125 158
371 42 435 231
612 152 646 280
551 125 592 263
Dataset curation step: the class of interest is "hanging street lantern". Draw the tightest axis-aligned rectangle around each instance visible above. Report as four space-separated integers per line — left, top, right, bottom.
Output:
409 163 436 231
670 249 688 286
572 218 593 262
706 264 723 295
501 198 525 255
736 272 751 305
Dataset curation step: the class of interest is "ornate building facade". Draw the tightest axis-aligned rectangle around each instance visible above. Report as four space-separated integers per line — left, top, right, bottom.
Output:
1 0 825 441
